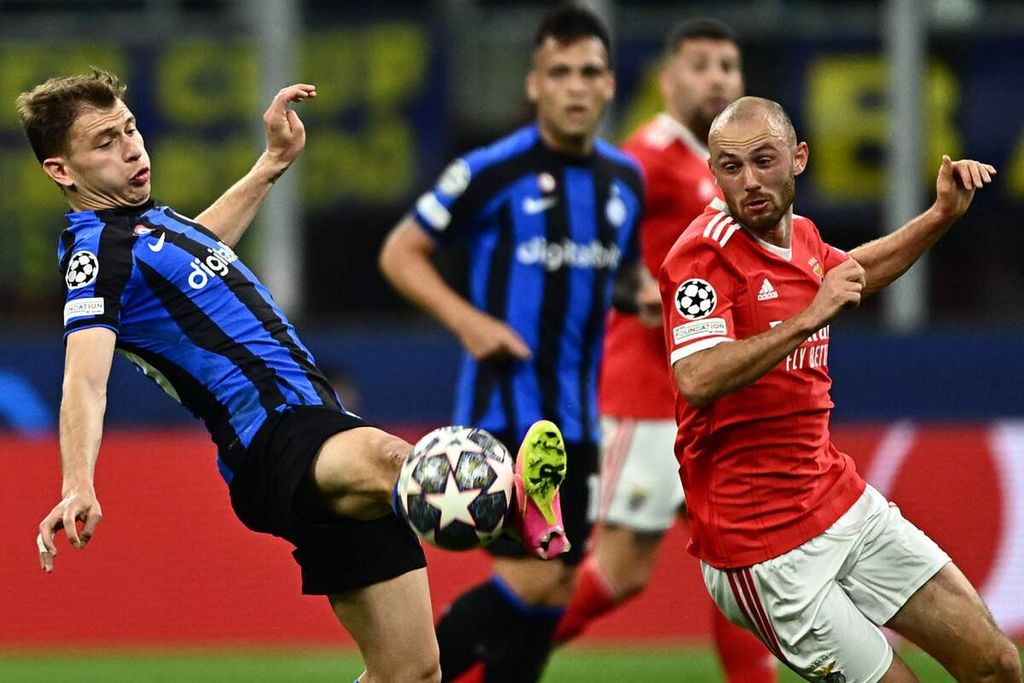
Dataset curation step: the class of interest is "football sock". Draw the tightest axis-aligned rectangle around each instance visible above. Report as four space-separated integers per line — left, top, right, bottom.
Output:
713 605 777 683
437 576 564 683
552 554 619 645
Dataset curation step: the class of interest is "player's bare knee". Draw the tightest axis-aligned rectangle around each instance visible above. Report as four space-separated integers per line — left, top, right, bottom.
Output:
368 430 412 483
986 637 1022 681
616 563 654 599
395 659 441 683
961 635 1022 682
366 646 440 682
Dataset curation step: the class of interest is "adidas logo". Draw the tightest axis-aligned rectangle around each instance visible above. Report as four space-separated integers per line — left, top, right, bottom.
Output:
757 278 779 301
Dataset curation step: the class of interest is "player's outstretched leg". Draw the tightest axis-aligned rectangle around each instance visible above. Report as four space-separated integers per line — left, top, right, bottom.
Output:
510 419 570 559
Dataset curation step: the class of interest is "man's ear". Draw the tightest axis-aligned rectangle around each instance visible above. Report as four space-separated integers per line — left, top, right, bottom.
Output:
525 70 539 104
792 141 809 176
42 156 75 189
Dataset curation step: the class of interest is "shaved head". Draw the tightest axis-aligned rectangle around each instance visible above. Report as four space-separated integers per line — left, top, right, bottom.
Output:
706 96 808 243
709 96 796 147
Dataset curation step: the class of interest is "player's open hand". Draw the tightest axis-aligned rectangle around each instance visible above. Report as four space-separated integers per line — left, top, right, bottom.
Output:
935 155 996 221
805 258 866 328
263 83 316 173
36 486 102 573
458 310 533 362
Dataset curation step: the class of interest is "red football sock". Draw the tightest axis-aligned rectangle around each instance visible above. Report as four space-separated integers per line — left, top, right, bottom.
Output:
552 555 620 645
713 605 778 683
448 662 484 683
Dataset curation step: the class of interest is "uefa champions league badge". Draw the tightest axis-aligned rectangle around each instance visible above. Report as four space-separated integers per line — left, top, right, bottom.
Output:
537 172 557 193
65 251 100 290
438 159 471 198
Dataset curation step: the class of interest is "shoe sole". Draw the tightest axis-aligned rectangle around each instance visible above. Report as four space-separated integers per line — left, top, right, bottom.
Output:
517 420 567 526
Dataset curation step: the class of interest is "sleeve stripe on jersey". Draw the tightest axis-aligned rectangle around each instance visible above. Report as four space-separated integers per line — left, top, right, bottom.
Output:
719 223 740 247
702 212 741 248
669 336 733 365
703 212 730 239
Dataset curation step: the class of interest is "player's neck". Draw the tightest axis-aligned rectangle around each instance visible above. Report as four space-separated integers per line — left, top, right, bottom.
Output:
536 123 594 157
662 107 711 149
748 210 793 249
66 189 150 213
680 115 711 149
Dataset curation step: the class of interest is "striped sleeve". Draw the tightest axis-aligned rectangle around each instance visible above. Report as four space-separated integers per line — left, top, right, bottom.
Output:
411 152 505 246
62 223 134 337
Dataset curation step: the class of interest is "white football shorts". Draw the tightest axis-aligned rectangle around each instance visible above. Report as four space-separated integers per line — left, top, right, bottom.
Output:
597 417 685 532
701 484 950 683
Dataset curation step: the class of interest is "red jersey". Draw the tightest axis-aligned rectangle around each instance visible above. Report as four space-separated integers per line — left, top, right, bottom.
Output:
660 198 866 568
600 114 721 418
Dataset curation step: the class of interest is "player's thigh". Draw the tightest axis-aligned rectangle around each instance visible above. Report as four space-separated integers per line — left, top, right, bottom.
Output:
597 417 683 532
835 488 950 628
308 426 411 516
702 561 894 682
329 567 439 681
885 561 1017 676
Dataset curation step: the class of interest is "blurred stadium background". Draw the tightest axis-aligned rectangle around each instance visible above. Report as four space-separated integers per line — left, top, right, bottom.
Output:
1 0 1022 680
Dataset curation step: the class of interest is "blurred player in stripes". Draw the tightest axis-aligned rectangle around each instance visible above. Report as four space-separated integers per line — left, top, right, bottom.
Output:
19 69 566 683
380 6 645 681
662 95 1018 682
552 18 776 682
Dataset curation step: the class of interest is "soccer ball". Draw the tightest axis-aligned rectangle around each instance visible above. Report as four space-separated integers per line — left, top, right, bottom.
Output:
397 426 515 550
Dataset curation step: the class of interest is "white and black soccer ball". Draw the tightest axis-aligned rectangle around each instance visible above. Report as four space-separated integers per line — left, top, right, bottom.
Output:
675 278 716 320
397 426 514 550
65 251 99 290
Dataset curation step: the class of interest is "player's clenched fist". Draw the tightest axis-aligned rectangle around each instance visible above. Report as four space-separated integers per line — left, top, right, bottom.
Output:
805 258 866 327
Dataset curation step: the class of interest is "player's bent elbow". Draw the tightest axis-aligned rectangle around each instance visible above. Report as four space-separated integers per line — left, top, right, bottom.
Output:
377 234 399 279
674 372 714 409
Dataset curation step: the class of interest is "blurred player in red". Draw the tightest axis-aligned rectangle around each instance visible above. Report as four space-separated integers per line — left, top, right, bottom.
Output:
662 96 1018 681
552 19 776 682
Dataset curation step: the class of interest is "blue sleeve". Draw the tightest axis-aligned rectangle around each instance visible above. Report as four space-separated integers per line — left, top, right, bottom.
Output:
61 226 134 338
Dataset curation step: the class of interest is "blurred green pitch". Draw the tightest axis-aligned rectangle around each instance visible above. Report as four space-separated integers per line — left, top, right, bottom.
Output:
0 645 1008 681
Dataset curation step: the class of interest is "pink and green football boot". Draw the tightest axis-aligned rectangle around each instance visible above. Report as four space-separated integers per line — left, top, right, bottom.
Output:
511 420 570 560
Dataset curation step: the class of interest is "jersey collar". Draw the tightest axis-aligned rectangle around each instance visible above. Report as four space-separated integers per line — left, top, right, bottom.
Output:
708 197 793 261
655 113 709 159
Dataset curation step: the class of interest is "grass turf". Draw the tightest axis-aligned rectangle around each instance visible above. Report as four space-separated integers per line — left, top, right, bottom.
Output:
0 646 1007 681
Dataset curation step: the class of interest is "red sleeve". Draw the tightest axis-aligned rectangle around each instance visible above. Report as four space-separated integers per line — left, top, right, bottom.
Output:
659 237 742 367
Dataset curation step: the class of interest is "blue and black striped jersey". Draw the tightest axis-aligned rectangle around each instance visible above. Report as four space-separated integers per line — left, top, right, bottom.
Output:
58 200 343 482
412 124 644 444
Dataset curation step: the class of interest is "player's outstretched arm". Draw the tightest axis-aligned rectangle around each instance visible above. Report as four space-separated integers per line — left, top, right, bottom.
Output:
194 83 316 248
672 259 865 408
379 217 532 361
850 156 996 296
37 327 116 573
